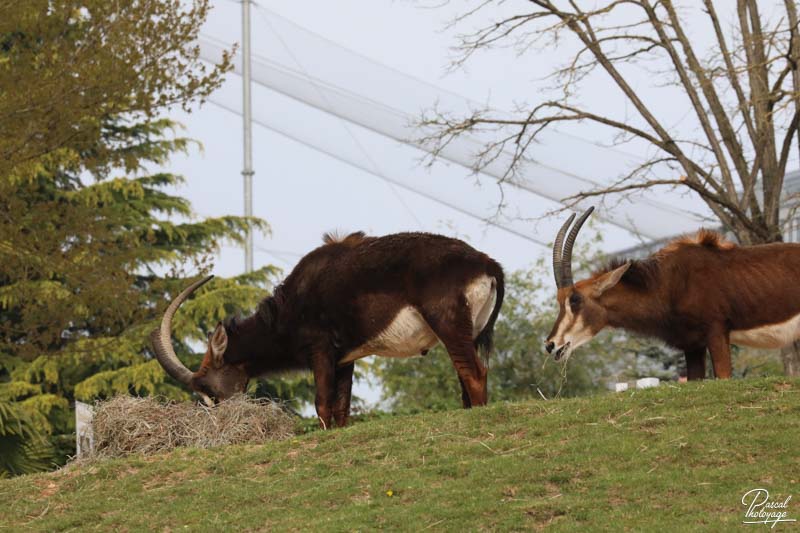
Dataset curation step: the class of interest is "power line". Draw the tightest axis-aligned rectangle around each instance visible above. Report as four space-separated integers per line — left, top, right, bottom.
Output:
206 97 549 247
245 4 700 219
256 5 423 230
194 205 306 265
254 247 303 258
250 3 649 162
197 34 705 238
254 245 298 268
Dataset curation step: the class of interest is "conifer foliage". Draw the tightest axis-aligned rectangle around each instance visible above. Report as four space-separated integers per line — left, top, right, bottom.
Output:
0 116 276 473
0 1 274 474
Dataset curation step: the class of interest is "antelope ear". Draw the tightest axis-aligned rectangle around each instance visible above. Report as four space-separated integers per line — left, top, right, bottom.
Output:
209 322 228 367
592 262 631 296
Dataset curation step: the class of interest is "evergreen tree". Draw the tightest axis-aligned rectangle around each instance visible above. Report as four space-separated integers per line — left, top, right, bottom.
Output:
0 1 309 475
0 396 52 477
0 117 278 471
0 0 230 180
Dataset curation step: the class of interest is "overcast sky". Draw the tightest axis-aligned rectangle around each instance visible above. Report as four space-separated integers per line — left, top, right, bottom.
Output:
162 0 745 283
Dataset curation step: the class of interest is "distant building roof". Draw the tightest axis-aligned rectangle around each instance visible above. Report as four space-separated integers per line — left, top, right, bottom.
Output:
783 169 800 197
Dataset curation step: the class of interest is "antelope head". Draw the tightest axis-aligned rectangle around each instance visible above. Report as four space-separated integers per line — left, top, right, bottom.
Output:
544 207 630 361
149 276 249 406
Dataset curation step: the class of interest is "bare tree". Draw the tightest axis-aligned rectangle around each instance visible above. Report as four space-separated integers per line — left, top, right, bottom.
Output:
421 0 800 375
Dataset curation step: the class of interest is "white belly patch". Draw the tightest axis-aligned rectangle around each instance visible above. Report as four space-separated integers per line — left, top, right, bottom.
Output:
339 275 497 365
339 306 438 365
731 312 800 349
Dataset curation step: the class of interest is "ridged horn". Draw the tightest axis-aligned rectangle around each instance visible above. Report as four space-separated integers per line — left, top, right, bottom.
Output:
561 206 595 287
552 213 576 288
149 275 214 385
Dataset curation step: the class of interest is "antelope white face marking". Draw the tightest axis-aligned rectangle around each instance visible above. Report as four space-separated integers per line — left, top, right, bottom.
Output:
731 312 800 349
550 302 595 361
199 392 214 407
340 275 498 365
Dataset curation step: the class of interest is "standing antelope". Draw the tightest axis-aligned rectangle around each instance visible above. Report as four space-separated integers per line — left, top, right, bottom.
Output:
545 206 800 380
151 231 504 428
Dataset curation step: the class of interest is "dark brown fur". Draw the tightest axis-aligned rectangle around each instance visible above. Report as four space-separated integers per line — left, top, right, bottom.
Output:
552 229 800 379
193 232 505 428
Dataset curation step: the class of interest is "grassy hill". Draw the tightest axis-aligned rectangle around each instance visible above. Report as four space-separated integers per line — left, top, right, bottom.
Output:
1 378 798 531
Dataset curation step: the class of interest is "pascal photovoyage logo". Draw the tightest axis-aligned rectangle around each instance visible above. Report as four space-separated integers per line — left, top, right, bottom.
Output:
742 488 796 528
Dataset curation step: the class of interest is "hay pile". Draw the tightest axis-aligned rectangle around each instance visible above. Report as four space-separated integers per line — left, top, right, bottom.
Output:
89 395 296 458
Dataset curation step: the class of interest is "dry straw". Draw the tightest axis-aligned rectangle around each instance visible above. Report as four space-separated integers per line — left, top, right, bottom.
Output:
88 395 296 459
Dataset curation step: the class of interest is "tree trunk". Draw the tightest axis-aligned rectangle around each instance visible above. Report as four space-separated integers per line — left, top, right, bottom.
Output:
781 341 800 376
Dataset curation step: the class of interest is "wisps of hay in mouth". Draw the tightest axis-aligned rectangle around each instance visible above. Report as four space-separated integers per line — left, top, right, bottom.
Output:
87 395 296 459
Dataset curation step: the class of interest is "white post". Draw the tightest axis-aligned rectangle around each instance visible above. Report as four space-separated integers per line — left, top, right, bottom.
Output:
242 0 254 273
75 401 95 457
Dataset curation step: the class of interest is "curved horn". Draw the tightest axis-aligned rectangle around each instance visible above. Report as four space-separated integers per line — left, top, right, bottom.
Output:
552 213 576 288
561 206 595 287
149 275 214 385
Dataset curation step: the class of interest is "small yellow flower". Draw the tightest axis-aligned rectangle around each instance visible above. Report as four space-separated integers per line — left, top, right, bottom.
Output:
386 490 394 497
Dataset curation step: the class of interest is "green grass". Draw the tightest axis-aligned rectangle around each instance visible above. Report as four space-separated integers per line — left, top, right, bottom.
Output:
1 378 799 531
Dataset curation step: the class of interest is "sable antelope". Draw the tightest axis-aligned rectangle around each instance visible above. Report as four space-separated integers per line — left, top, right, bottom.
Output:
545 206 800 380
151 231 504 428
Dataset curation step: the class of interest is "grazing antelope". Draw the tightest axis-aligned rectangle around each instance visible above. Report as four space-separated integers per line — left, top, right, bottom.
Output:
151 231 504 428
545 206 800 380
